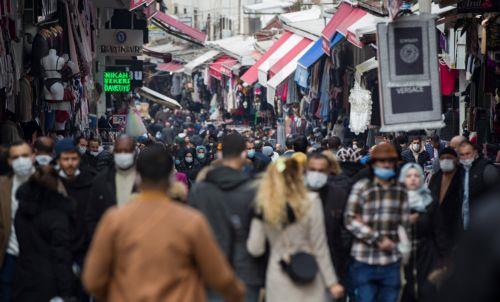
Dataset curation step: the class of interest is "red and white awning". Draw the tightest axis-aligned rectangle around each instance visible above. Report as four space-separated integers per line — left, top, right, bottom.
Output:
157 62 184 73
321 2 353 54
347 13 387 48
208 56 239 80
153 12 206 44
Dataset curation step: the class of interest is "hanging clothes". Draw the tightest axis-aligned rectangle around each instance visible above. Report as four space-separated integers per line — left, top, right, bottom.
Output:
319 61 331 122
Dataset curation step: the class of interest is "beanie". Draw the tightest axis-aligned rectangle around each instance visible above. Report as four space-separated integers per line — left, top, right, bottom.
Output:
55 138 77 157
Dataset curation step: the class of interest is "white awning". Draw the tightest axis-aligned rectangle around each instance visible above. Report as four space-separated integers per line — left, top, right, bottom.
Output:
346 13 387 47
139 87 182 109
243 1 293 16
183 50 220 75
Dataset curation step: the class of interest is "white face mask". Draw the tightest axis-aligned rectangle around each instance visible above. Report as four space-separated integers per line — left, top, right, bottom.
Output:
460 158 474 169
78 146 87 155
58 169 81 179
439 159 455 172
411 143 421 152
35 155 53 166
305 171 328 190
12 156 33 177
114 153 135 170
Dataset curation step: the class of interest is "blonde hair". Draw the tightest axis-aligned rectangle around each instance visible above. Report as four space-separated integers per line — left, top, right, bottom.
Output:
321 150 342 176
256 157 310 228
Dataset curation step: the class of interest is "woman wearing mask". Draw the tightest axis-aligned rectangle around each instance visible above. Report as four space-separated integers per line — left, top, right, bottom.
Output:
177 148 201 184
195 145 210 167
12 165 76 301
247 158 344 302
428 148 464 248
399 163 450 302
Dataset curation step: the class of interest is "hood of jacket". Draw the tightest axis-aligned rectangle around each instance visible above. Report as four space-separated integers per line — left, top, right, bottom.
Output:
205 166 249 191
16 179 74 219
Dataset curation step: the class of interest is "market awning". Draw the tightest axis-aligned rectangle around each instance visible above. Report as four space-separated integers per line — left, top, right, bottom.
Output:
257 32 308 85
153 11 206 45
183 50 220 75
208 56 239 80
321 2 353 54
295 38 324 88
139 87 182 109
157 62 184 73
336 8 367 37
240 31 293 85
346 13 387 48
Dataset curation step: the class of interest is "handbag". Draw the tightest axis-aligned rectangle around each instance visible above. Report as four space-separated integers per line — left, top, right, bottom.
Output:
279 227 318 284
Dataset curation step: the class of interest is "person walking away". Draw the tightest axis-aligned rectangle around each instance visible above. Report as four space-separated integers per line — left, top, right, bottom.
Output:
55 139 96 301
399 163 450 302
306 153 351 301
81 137 113 173
428 148 464 248
247 157 344 302
190 133 265 301
402 137 431 168
83 145 245 302
457 140 499 231
85 135 138 241
0 141 35 301
345 142 410 302
33 136 55 167
13 165 76 301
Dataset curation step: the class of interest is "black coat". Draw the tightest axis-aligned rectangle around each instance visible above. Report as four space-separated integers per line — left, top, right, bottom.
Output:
189 166 265 287
428 169 464 248
81 150 113 173
13 180 75 301
60 170 95 262
402 149 431 168
318 182 351 282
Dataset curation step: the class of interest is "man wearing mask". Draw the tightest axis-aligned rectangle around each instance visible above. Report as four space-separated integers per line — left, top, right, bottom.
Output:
345 143 410 302
0 141 34 301
306 153 350 301
33 136 55 167
82 138 113 173
86 136 138 241
457 141 498 231
190 133 265 302
246 140 267 174
75 136 88 156
402 136 431 167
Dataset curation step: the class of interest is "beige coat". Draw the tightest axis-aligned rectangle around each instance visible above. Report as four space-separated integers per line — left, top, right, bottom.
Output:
83 191 245 302
247 193 338 302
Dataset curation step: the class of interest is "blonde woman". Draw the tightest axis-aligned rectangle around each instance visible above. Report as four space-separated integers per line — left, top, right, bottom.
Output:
247 158 344 302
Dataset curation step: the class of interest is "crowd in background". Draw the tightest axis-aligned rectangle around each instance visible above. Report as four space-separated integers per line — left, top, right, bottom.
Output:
0 106 499 302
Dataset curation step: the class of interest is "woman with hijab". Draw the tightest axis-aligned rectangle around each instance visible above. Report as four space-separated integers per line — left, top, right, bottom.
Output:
195 145 210 167
247 157 344 302
399 163 450 302
177 148 201 185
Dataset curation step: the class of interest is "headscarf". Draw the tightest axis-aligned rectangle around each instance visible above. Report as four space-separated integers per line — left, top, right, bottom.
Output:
399 163 433 212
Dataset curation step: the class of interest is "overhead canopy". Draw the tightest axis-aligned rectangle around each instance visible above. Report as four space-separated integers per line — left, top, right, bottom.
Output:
346 13 387 48
157 62 184 73
183 50 220 75
153 12 206 45
209 56 239 80
321 2 353 54
139 87 182 109
206 36 256 65
240 31 293 85
295 38 324 88
336 8 367 37
243 1 293 16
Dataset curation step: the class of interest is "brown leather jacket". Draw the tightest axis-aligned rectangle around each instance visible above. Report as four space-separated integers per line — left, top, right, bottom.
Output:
0 176 13 268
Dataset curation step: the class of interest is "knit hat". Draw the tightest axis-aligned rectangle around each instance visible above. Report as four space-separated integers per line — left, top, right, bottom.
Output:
55 138 77 157
439 147 457 158
262 146 274 157
371 143 398 160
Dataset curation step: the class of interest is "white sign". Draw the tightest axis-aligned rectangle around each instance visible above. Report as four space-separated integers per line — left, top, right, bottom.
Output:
98 29 143 57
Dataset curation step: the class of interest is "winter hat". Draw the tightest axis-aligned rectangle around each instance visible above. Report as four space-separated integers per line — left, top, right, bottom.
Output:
439 147 457 158
263 146 274 157
55 138 77 157
371 142 398 160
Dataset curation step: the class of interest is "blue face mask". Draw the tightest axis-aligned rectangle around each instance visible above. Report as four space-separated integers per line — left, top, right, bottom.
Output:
247 149 256 159
175 159 181 165
374 167 396 180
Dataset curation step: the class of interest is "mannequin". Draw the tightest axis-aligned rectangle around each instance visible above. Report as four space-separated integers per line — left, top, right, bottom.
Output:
41 49 65 101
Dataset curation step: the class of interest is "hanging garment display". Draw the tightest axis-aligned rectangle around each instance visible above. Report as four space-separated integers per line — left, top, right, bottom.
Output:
348 81 372 135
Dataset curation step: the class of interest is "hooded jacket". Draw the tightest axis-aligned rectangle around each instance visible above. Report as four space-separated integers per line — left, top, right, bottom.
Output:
189 166 265 288
12 179 75 301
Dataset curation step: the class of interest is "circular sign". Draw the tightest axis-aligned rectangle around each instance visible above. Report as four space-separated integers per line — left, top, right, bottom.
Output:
399 44 420 64
116 31 127 44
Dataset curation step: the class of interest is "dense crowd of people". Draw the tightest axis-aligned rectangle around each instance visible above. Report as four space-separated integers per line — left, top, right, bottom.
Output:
0 108 499 302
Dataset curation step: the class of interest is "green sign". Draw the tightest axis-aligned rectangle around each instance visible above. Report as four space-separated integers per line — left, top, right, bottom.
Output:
104 71 131 93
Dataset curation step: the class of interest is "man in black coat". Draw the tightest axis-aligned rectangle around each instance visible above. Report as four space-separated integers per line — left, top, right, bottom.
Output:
402 136 431 168
80 137 113 173
305 153 351 298
189 133 265 302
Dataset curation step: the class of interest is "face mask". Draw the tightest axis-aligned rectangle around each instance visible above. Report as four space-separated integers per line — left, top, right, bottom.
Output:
59 169 80 179
374 167 396 180
35 155 53 166
247 149 256 159
78 146 87 155
12 156 33 177
98 146 104 153
197 153 205 159
439 159 455 172
175 159 181 165
352 144 358 150
185 156 193 163
306 171 328 190
114 153 135 170
460 158 474 169
90 151 100 157
411 143 421 152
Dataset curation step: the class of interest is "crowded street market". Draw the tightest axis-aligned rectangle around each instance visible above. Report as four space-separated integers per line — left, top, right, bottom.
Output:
0 0 499 301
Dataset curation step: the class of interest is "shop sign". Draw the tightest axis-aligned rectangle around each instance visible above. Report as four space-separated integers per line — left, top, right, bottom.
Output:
457 0 500 13
112 115 127 126
104 71 132 93
99 30 143 57
377 14 444 132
